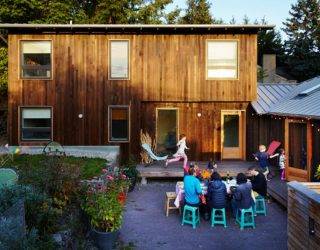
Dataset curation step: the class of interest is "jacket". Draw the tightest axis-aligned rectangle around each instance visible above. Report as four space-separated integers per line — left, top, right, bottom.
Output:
207 180 227 209
233 182 253 209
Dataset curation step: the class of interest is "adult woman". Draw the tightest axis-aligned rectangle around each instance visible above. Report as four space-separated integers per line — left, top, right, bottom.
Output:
231 173 254 218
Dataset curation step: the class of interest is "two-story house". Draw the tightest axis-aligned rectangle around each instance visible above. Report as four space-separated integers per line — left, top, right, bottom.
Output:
0 24 273 160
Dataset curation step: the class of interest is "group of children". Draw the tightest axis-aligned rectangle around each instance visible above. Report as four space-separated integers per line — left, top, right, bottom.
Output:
166 134 286 181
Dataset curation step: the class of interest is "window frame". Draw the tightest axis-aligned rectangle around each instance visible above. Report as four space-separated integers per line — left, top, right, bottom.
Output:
19 40 53 80
108 105 130 143
108 39 130 80
19 106 53 142
205 39 239 80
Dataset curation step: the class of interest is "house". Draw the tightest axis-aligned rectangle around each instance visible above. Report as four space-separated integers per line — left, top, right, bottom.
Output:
248 77 320 181
0 23 273 160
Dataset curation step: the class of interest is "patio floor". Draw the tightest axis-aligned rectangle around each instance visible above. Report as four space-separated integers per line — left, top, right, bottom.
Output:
119 182 287 250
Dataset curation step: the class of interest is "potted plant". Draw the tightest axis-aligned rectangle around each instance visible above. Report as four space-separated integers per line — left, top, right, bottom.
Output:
121 157 138 192
82 169 129 250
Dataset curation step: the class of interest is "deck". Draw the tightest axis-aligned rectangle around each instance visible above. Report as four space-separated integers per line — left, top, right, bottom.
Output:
137 161 288 208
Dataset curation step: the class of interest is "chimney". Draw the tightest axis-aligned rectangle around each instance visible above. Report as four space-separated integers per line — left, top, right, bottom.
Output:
262 54 276 83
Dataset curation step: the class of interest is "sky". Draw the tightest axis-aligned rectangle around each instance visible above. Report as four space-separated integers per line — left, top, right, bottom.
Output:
168 0 298 38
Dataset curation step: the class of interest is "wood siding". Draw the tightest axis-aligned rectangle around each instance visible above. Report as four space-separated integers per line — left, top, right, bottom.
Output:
8 33 257 159
288 182 320 249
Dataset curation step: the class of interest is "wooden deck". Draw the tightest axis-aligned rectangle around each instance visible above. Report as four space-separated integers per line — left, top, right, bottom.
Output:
138 161 288 208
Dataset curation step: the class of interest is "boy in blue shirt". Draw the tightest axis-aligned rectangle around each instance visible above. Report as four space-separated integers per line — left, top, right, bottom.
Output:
184 165 203 206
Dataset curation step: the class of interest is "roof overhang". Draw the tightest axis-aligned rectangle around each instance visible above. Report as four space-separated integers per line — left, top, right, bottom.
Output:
0 24 275 35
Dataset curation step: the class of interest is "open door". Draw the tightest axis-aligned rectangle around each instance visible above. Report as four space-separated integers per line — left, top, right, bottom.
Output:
221 110 246 160
156 108 179 155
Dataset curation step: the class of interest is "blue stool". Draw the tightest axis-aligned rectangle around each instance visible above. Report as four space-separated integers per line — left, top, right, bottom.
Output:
255 196 267 216
211 208 227 228
236 207 255 230
182 205 200 229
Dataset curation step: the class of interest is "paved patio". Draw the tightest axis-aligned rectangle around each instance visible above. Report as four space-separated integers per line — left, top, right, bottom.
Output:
119 182 287 250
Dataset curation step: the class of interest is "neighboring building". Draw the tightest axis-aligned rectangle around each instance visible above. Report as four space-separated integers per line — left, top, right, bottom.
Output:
1 23 273 161
248 77 320 181
259 54 296 84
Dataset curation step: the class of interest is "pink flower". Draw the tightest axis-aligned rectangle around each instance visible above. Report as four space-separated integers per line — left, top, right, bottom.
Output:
106 175 114 181
5 144 9 148
102 169 108 174
121 174 127 179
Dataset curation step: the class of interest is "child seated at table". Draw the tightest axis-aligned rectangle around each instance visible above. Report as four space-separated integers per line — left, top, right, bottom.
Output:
207 172 227 210
231 173 254 218
207 158 218 172
183 165 202 207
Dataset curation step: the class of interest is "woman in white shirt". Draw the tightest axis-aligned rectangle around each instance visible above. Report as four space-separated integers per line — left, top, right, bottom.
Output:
166 134 189 170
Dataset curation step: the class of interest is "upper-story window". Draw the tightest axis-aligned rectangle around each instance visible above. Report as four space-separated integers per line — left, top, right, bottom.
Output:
21 41 52 79
109 40 129 80
206 40 238 79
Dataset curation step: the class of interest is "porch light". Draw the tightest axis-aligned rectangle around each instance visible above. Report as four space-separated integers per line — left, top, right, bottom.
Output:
197 113 202 117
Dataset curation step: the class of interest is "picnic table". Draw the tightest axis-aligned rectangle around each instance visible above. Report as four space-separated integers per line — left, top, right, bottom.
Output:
174 179 238 208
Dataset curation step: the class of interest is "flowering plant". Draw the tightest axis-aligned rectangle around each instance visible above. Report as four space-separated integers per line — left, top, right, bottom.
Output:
82 165 130 232
315 164 320 180
0 144 21 167
201 169 212 180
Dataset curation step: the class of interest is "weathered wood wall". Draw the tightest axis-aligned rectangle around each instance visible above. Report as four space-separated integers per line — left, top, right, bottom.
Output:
287 182 320 249
141 102 248 161
246 105 285 162
8 33 257 159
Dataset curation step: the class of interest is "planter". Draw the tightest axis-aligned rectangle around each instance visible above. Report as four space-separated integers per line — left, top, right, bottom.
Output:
91 228 119 250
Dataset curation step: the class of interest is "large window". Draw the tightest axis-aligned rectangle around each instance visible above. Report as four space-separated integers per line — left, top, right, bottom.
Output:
21 41 52 79
206 40 238 79
109 106 130 142
20 107 52 141
109 40 129 79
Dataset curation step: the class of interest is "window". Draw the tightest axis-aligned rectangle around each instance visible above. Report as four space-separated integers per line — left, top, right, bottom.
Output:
109 40 129 79
21 41 52 79
109 106 130 142
206 40 238 79
20 107 52 141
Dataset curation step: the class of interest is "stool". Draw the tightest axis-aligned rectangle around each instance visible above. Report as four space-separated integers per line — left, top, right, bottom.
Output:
181 205 200 229
211 208 227 228
255 196 267 216
236 207 255 230
165 192 179 217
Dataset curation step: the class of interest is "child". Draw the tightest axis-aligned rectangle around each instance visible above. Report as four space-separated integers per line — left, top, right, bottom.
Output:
253 145 278 181
278 148 286 181
207 158 218 172
166 134 189 171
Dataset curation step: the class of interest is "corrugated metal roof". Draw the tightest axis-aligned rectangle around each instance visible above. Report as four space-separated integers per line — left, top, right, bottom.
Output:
269 76 320 119
251 83 295 114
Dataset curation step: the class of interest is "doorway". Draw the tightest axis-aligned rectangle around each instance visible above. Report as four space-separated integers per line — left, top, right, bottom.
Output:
156 108 179 155
285 120 310 181
221 110 245 159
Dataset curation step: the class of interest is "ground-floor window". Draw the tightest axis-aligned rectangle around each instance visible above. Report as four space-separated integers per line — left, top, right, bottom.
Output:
108 105 130 142
20 107 52 141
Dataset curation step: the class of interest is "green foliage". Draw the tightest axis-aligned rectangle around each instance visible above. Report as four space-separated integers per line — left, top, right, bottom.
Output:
282 0 320 81
315 164 320 180
257 67 268 82
0 47 8 97
180 0 213 24
82 167 129 232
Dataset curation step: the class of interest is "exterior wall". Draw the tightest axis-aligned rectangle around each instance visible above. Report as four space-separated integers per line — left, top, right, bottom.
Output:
141 102 248 161
246 105 285 162
8 33 257 159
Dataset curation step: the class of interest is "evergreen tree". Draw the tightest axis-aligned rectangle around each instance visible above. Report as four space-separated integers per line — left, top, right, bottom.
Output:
282 0 320 81
180 0 213 24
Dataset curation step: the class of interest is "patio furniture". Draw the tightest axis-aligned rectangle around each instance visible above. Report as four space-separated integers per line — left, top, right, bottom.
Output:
0 168 18 187
141 143 168 164
211 208 227 228
165 192 179 216
182 205 200 229
255 195 267 216
236 207 255 230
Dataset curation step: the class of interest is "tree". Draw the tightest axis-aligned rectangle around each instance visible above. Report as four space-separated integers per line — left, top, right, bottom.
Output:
180 0 213 24
282 0 320 81
0 47 8 97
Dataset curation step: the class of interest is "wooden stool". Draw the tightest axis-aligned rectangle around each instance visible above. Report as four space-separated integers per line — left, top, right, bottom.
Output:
165 192 178 216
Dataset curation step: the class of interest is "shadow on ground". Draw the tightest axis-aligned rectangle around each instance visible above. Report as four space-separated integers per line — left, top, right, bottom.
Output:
120 182 287 250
